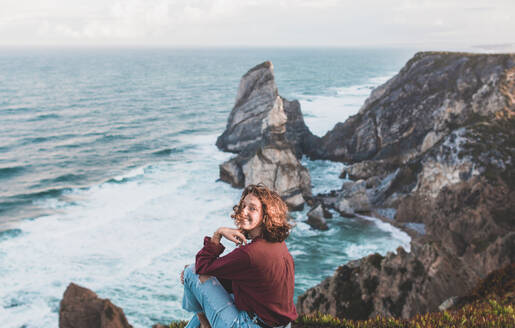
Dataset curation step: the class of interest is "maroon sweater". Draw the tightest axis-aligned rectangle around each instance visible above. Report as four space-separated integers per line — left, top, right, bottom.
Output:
195 236 298 326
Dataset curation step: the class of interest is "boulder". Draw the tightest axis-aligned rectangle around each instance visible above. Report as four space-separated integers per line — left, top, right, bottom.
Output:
306 204 329 230
59 283 132 328
332 180 372 216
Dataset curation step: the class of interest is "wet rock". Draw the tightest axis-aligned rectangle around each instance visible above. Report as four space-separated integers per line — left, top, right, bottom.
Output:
333 179 372 216
334 198 355 217
59 283 132 328
306 204 329 230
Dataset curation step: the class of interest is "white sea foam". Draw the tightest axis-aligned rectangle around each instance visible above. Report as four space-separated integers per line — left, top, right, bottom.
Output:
0 135 241 328
289 250 306 256
356 214 411 252
113 166 146 181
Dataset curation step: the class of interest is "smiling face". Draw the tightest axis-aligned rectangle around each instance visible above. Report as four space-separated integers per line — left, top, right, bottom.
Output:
237 194 264 233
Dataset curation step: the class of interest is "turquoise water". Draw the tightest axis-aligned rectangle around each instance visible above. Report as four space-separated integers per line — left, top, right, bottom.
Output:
0 48 414 327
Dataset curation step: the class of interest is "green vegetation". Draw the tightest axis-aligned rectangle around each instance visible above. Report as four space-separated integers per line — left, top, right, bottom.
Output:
163 264 514 328
295 299 513 327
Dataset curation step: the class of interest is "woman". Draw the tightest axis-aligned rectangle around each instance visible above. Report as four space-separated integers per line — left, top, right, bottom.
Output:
181 184 297 328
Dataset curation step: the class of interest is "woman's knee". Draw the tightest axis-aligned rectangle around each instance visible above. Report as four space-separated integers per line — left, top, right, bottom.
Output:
183 264 197 284
199 274 212 283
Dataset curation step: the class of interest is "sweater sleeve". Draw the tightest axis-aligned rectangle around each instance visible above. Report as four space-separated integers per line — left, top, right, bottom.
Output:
195 236 251 281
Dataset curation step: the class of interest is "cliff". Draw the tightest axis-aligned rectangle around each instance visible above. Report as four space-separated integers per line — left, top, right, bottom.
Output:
297 52 515 319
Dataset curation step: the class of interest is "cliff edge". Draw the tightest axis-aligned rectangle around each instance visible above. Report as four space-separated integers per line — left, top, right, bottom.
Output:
297 52 515 319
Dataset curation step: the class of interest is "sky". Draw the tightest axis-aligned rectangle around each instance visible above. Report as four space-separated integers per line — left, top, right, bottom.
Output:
0 0 514 49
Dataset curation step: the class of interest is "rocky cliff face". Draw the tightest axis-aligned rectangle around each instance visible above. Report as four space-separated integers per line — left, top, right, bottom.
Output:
311 52 514 163
216 61 317 158
217 61 316 210
297 52 515 319
298 176 515 320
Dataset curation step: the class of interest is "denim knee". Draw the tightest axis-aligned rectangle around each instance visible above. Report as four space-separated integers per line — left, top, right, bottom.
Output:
183 264 197 285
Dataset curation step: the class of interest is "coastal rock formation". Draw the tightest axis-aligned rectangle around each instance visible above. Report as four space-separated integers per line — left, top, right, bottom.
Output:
298 176 515 319
217 62 315 210
297 244 477 320
297 52 515 319
306 204 329 230
242 144 312 210
59 283 132 328
216 61 317 158
311 52 514 164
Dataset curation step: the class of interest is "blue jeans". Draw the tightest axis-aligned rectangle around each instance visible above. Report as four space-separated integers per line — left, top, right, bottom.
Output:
182 264 262 328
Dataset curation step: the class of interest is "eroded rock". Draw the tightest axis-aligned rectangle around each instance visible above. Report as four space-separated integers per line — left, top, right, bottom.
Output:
306 204 329 230
242 145 311 210
216 61 317 157
217 62 314 210
313 52 514 163
59 283 132 328
297 52 515 320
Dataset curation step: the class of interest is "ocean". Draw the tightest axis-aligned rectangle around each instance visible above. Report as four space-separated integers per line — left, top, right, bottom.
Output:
0 47 414 327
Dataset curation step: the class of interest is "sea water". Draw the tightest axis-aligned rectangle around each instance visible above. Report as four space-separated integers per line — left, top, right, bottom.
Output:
0 47 414 327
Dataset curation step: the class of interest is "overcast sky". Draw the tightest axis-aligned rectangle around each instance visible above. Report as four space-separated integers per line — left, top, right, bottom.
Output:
1 0 514 49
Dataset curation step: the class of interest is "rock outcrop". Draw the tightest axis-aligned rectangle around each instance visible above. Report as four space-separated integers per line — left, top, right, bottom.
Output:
297 52 515 319
311 52 514 164
306 204 329 230
298 176 515 319
217 62 315 210
59 283 132 328
216 61 317 158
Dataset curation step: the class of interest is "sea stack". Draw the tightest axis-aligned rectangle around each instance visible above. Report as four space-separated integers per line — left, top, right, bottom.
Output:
216 61 317 210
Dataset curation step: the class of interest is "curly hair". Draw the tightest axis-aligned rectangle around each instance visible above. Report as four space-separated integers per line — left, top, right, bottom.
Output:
231 183 292 243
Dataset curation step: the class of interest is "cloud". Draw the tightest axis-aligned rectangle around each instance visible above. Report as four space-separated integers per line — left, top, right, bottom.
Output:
0 0 514 46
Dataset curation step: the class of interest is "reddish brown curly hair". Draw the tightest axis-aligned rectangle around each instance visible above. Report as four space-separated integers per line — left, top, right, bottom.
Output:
231 183 292 243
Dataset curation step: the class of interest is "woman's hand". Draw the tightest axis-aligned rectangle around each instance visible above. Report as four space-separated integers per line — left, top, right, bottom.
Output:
212 227 247 246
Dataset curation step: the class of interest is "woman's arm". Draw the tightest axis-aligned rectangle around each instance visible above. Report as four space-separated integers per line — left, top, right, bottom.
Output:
195 227 251 280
